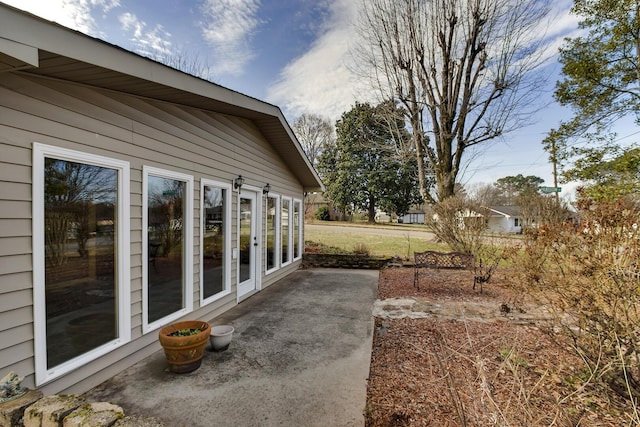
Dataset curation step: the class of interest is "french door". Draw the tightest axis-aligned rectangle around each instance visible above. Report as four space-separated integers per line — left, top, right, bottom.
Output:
238 190 259 299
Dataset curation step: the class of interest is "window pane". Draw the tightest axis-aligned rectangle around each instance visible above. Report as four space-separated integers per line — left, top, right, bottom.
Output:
203 185 225 298
147 176 185 323
281 199 290 263
239 197 252 283
266 197 277 270
293 201 301 258
44 158 118 368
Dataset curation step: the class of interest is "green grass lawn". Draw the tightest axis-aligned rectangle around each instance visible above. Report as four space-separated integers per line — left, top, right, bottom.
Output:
304 223 448 258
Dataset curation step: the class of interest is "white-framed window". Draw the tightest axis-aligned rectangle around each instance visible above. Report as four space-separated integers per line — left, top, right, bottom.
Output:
293 198 303 260
142 166 193 333
281 196 292 266
265 193 280 274
32 143 131 386
200 179 231 305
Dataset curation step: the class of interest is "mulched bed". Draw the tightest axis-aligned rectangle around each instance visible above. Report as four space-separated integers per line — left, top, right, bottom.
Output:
366 267 634 426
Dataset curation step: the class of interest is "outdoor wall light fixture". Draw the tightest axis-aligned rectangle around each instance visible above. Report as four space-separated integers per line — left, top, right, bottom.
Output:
263 183 271 196
234 175 244 191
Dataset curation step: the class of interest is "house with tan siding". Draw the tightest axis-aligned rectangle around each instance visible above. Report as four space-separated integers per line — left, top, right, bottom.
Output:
0 4 322 395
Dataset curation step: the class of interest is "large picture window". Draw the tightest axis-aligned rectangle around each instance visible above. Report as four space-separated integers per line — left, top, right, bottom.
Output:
281 197 291 266
201 180 231 304
293 199 302 260
265 194 279 273
33 143 130 385
143 167 193 332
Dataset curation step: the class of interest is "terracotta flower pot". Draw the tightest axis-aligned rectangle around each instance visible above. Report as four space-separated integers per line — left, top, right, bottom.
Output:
158 320 211 373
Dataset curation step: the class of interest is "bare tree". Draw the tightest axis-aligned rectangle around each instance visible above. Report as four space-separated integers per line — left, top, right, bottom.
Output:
465 182 502 207
292 113 335 166
354 0 552 202
148 45 216 82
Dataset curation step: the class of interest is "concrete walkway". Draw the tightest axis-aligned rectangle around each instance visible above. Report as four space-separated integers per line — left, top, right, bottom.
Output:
84 269 379 427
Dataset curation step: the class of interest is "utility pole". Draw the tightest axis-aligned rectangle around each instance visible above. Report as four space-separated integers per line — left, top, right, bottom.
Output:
549 137 560 205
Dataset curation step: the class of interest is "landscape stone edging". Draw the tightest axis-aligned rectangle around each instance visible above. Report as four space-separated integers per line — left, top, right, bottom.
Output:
0 391 164 427
302 253 394 269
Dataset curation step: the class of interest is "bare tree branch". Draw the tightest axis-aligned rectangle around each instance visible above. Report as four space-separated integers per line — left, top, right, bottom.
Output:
353 0 552 202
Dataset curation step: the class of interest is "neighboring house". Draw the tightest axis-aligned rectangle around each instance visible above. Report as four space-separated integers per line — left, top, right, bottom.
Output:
0 4 323 395
374 210 392 223
304 192 327 219
399 207 426 224
304 192 343 221
484 206 522 234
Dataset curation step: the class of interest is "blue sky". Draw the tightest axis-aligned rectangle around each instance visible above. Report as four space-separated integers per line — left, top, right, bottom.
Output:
3 0 633 194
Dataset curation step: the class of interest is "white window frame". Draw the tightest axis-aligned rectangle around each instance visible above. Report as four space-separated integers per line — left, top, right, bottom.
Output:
200 179 232 306
293 198 303 261
265 193 280 275
142 166 194 334
32 143 131 386
281 196 292 267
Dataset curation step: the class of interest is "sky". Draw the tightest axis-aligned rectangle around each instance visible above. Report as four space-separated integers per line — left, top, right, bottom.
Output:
2 0 636 195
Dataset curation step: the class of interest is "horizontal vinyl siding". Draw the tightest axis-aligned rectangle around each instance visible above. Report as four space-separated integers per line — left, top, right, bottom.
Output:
0 236 30 256
0 271 32 294
0 71 305 394
0 161 31 183
0 219 31 238
0 254 31 275
0 306 33 334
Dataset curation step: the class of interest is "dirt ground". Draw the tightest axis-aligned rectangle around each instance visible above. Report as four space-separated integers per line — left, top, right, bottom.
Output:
366 267 635 426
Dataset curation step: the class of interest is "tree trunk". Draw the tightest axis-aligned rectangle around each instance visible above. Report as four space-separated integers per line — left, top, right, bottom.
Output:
368 198 376 223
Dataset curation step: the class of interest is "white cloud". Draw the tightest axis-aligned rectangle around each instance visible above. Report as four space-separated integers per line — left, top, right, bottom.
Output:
267 0 368 122
268 0 585 124
93 0 120 14
534 1 584 66
0 0 115 35
118 12 172 57
200 0 261 75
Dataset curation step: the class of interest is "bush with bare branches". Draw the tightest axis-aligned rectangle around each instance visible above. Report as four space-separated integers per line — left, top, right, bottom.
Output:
426 196 486 254
515 197 640 404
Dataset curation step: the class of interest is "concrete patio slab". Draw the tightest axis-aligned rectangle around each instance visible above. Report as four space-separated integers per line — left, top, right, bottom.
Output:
83 268 379 427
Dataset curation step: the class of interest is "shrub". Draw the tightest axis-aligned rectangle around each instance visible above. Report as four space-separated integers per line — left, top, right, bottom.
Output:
514 197 640 401
353 242 370 256
426 196 485 253
315 205 331 221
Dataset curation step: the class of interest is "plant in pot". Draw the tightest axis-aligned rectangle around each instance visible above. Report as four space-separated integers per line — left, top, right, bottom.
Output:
158 320 211 373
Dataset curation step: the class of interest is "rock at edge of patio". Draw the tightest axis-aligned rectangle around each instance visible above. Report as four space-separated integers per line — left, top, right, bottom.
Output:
0 389 43 427
62 402 125 427
23 394 85 427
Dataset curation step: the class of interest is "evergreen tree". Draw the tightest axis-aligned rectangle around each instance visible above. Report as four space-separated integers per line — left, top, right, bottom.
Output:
544 0 640 195
317 101 422 222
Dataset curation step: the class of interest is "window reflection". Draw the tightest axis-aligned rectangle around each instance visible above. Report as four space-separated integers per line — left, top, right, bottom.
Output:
239 197 253 283
203 185 225 298
147 175 185 323
44 158 118 368
281 199 290 263
293 200 301 258
266 196 277 270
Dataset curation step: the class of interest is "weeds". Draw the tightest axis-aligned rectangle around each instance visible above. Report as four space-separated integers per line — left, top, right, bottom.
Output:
514 197 640 403
353 242 370 255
